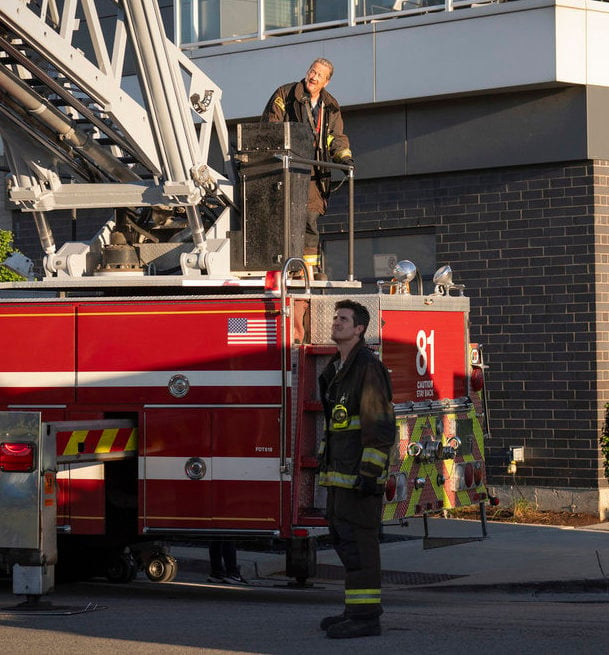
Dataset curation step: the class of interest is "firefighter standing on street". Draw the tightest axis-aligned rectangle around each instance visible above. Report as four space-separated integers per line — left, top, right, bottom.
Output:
262 58 353 280
318 299 395 639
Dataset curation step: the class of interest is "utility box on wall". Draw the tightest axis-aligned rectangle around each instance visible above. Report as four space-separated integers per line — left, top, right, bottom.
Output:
0 412 57 595
233 122 313 272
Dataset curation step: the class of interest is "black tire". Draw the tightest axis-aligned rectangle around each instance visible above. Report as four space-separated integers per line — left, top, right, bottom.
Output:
145 554 178 583
105 551 138 584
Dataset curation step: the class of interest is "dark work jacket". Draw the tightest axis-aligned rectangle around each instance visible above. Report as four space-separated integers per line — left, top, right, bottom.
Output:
318 340 396 492
262 80 352 214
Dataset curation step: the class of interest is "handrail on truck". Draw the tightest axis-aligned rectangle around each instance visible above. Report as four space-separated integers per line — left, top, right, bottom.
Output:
275 154 355 281
279 257 310 474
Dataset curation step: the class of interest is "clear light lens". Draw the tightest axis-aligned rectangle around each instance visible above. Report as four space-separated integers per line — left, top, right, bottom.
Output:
392 260 417 282
433 264 453 286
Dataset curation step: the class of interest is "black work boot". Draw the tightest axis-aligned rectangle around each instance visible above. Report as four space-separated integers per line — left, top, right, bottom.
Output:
326 616 381 639
320 614 346 631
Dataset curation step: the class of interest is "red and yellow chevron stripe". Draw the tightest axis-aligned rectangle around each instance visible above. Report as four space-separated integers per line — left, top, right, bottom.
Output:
57 427 137 459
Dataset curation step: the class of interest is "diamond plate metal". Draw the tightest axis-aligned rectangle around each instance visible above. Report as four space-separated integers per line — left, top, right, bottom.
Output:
310 295 380 345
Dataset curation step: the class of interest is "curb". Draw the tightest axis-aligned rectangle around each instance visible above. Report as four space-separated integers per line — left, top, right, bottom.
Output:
174 554 609 595
414 578 609 594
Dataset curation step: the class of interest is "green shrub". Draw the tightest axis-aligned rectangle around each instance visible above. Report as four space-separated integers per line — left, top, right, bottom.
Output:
0 230 26 282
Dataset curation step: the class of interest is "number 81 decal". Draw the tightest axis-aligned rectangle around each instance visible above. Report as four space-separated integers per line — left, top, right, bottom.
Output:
416 329 435 375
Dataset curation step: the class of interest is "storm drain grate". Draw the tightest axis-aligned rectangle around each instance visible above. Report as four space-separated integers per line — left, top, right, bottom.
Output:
313 564 464 586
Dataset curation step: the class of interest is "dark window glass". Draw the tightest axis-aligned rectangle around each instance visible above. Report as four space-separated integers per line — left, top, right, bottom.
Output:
321 230 436 293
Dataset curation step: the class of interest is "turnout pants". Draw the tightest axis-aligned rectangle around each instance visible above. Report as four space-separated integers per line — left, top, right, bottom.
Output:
326 487 383 618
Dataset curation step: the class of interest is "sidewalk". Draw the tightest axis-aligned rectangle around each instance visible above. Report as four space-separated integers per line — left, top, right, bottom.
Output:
170 517 609 592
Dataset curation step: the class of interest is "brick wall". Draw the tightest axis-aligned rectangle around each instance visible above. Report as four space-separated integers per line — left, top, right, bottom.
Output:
322 160 606 491
12 208 110 277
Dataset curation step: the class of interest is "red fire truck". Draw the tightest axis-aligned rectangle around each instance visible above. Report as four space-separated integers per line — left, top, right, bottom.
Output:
0 0 490 593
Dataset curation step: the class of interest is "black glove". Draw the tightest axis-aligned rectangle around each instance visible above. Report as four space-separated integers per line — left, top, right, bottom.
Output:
354 474 377 496
341 158 354 176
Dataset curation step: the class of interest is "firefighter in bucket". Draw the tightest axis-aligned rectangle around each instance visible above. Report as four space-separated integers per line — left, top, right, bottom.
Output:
318 299 395 639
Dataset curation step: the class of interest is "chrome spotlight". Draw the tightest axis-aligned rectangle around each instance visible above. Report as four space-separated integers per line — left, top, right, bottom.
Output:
390 259 424 295
433 264 453 287
432 265 465 296
392 259 417 283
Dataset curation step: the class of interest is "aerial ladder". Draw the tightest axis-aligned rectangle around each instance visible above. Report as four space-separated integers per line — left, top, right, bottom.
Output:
0 0 235 278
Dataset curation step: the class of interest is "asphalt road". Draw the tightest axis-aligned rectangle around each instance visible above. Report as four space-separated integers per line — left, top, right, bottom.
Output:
0 570 607 654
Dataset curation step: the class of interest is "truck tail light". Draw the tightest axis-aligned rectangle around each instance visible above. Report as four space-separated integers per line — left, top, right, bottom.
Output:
471 367 484 392
463 462 474 488
385 474 397 502
473 462 483 486
0 442 35 472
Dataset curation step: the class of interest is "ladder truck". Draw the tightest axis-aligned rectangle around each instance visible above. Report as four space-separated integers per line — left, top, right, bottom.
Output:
0 0 491 598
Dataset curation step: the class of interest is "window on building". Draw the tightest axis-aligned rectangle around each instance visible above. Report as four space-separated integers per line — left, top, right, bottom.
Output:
265 0 305 30
311 0 349 23
265 0 350 30
178 0 359 44
321 229 436 293
179 0 257 43
355 0 396 18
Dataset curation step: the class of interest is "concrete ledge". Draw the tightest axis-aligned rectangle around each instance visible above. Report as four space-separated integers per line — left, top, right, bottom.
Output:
488 484 608 518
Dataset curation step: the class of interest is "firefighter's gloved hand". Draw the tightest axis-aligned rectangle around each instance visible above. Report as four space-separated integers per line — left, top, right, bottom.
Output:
354 474 377 496
341 158 355 176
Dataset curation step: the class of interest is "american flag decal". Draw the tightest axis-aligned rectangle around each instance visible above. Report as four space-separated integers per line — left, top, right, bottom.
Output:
227 318 277 345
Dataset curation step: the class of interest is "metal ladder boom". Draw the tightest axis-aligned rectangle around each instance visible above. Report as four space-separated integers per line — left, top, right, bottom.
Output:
0 0 234 277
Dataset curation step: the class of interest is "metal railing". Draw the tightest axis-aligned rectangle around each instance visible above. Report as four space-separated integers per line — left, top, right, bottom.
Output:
177 0 508 49
275 154 355 281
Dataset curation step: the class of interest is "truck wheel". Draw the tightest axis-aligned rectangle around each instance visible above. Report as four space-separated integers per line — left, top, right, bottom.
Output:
145 553 177 583
286 536 317 584
105 551 138 584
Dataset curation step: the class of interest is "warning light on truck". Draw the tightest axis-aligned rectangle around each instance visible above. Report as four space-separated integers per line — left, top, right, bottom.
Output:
0 442 35 472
